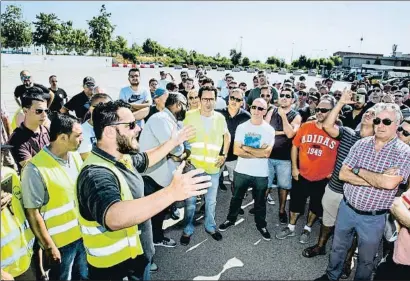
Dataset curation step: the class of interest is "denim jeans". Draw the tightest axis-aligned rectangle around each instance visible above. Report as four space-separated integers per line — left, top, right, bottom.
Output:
227 172 268 229
48 238 88 280
183 173 219 235
326 199 386 281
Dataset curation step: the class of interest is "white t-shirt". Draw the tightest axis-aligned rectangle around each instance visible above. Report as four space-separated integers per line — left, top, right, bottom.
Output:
234 120 275 177
77 121 96 154
217 79 229 99
158 79 171 90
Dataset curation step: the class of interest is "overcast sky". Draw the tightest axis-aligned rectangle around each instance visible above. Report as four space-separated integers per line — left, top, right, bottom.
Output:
2 1 409 62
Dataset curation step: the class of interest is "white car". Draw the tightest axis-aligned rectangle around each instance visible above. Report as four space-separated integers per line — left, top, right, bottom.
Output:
174 65 183 70
278 68 287 75
308 69 317 76
247 68 255 73
205 65 212 71
293 69 304 75
217 67 225 71
232 67 240 72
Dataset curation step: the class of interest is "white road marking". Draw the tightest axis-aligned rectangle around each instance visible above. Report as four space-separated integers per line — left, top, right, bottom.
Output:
186 239 208 253
254 239 261 245
235 218 245 226
241 200 254 209
193 257 244 280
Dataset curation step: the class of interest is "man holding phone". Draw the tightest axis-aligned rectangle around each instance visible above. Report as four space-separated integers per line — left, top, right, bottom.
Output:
341 88 369 129
159 71 175 90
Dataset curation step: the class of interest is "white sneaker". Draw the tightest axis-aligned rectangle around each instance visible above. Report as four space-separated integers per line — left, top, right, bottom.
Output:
267 194 275 205
287 194 291 201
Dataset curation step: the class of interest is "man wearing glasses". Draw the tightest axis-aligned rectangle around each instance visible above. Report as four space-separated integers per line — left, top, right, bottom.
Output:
181 86 231 245
178 71 189 92
402 87 410 107
300 92 320 123
218 98 275 240
394 90 410 119
61 76 96 120
316 103 410 281
276 97 339 244
247 70 278 107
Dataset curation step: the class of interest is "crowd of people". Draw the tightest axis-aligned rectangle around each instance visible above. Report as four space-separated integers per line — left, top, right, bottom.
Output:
1 67 410 281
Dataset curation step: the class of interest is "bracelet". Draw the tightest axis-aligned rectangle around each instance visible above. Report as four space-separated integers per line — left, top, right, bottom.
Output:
402 194 410 206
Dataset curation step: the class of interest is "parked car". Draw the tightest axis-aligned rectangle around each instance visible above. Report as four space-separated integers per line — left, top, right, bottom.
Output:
174 65 183 70
212 65 218 69
139 62 149 68
188 65 196 70
182 64 188 68
278 68 287 75
308 69 317 76
247 68 255 73
205 65 212 71
293 69 304 75
232 67 240 72
149 63 156 68
217 67 226 71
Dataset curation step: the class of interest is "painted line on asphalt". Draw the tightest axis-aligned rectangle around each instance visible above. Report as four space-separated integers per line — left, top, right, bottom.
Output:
186 239 208 253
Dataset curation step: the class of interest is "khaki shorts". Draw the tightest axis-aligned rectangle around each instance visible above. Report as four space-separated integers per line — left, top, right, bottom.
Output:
321 185 344 227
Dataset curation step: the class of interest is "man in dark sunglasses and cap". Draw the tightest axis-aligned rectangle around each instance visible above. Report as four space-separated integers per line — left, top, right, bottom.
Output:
61 76 96 120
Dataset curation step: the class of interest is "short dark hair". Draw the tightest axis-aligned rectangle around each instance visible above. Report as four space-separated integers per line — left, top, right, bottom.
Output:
201 77 214 86
401 117 410 125
128 68 140 76
225 75 234 80
260 85 270 91
391 85 399 92
320 94 336 107
253 76 258 81
49 75 57 81
199 86 218 100
93 100 131 141
165 93 187 108
21 88 46 108
90 93 112 105
281 87 295 98
49 112 80 142
166 82 178 91
186 77 194 83
149 78 158 85
239 82 247 87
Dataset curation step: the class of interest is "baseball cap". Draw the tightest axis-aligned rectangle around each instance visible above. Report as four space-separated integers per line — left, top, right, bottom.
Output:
309 92 321 100
299 75 306 81
152 88 168 99
357 88 367 95
284 81 293 88
83 76 96 88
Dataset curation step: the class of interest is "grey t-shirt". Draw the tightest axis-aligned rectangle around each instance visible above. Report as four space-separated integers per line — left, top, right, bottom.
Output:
21 145 81 208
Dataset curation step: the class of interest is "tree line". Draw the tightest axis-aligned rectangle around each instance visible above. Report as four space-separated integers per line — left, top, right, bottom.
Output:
0 4 342 70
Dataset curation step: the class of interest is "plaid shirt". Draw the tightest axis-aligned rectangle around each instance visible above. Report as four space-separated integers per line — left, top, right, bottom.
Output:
343 136 410 211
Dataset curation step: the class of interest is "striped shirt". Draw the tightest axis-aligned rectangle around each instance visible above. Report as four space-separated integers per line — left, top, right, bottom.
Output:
328 127 362 193
343 136 410 211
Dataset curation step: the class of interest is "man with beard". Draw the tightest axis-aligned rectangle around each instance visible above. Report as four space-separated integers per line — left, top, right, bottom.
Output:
119 68 152 113
181 86 231 245
316 103 410 281
179 78 194 98
76 100 209 280
158 71 175 90
300 92 320 123
340 88 368 129
139 93 188 248
14 70 54 108
276 98 340 243
21 113 88 281
247 71 278 107
265 88 301 223
302 90 375 279
178 71 189 91
48 75 68 113
61 77 96 120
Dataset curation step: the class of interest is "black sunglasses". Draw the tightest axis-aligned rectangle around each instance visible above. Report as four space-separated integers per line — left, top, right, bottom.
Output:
109 121 138 130
251 105 266 111
315 108 331 113
280 94 292 99
299 92 308 97
229 96 242 102
35 109 50 115
229 86 237 90
189 96 199 100
398 126 410 137
373 117 393 126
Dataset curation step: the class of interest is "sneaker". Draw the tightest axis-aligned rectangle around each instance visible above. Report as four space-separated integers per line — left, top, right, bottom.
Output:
150 262 159 273
299 230 311 244
180 234 191 246
219 220 235 232
275 226 295 240
267 194 275 205
154 237 177 248
239 208 244 215
249 207 255 215
206 230 223 241
302 244 326 258
287 194 291 201
170 207 180 220
258 227 271 241
279 212 288 224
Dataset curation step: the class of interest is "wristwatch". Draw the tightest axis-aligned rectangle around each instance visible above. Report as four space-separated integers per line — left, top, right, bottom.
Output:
352 167 360 175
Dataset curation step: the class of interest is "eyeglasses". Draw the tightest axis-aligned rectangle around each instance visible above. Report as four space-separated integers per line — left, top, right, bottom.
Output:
189 96 199 100
374 89 381 92
398 126 410 137
280 94 292 99
229 86 237 90
315 108 331 113
229 96 242 102
109 121 138 130
299 92 308 97
395 95 404 98
34 109 50 115
21 75 31 81
251 105 266 111
373 117 393 126
201 98 215 103
261 94 271 99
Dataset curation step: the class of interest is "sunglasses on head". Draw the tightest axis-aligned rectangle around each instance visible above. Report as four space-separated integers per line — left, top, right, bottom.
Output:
373 117 393 126
251 105 266 111
35 109 50 115
229 96 242 102
261 94 271 98
189 96 199 100
315 108 330 113
280 94 292 99
109 121 138 130
398 126 410 137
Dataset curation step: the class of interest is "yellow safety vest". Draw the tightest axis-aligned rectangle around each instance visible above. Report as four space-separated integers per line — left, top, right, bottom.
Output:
75 151 144 268
29 149 83 248
1 167 34 277
183 109 226 174
11 108 24 131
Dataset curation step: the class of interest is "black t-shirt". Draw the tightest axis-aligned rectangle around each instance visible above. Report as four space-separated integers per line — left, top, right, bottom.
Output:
405 99 410 108
144 106 159 123
63 91 90 120
269 108 300 160
298 106 312 123
179 89 188 98
14 83 50 101
216 108 251 161
48 88 68 112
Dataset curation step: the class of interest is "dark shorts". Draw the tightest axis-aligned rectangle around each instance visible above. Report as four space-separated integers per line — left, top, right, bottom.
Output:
289 175 328 216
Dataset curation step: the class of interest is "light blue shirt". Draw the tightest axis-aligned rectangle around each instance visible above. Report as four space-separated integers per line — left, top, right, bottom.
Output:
119 86 152 127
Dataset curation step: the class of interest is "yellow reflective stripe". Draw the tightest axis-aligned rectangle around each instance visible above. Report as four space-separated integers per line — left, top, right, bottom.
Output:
42 201 75 220
190 142 205 149
47 219 78 236
204 157 217 163
1 220 30 247
190 155 204 161
206 144 221 151
1 245 30 268
81 225 107 236
87 236 138 257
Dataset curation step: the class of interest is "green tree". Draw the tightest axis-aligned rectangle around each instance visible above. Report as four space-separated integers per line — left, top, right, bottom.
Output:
87 4 115 56
131 43 143 55
142 38 163 56
56 20 75 54
32 12 60 54
115 36 127 53
266 56 281 66
72 29 90 55
229 49 242 65
1 5 32 49
242 57 250 66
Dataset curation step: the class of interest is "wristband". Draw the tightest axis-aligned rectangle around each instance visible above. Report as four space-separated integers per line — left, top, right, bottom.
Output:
402 194 410 206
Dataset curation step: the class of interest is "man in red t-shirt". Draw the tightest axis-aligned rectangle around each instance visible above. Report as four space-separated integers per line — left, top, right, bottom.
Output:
276 97 340 244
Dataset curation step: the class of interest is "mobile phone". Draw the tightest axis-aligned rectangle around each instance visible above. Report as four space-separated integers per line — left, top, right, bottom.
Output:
353 94 365 104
